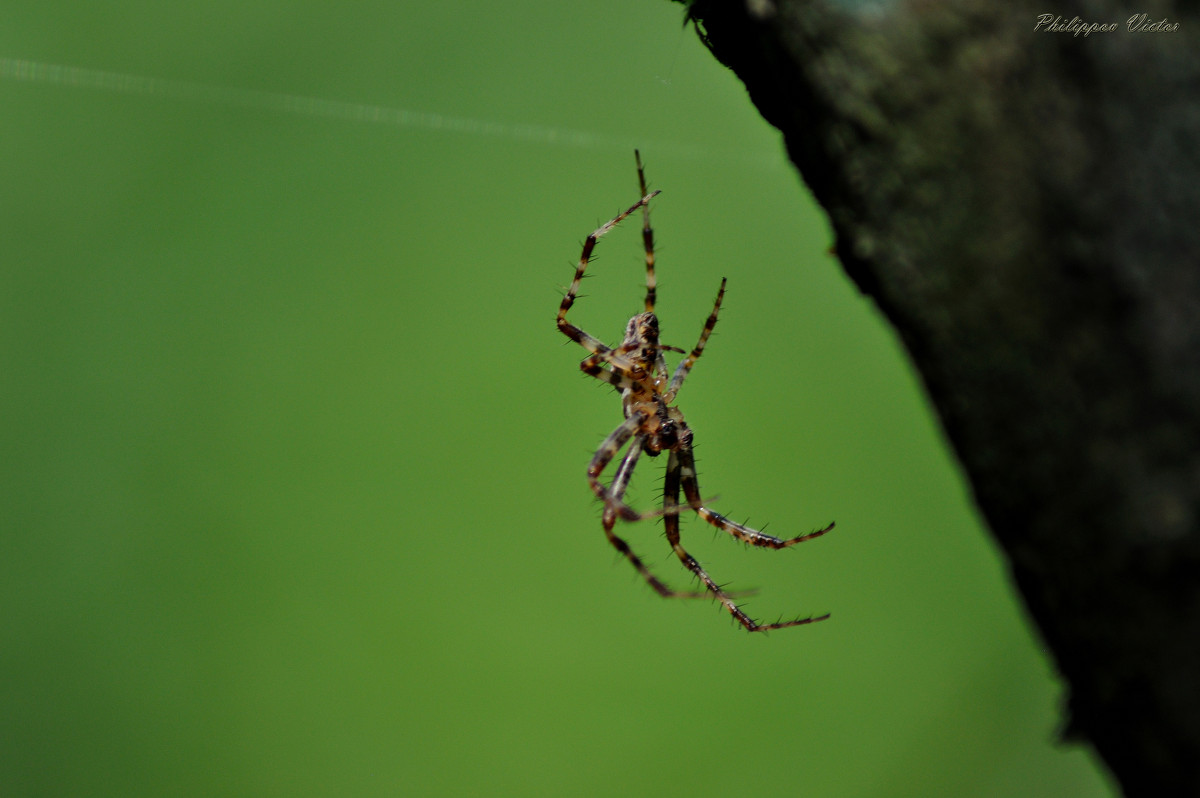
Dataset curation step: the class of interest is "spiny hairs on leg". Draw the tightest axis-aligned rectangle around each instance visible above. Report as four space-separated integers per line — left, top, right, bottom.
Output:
662 449 830 632
556 191 660 339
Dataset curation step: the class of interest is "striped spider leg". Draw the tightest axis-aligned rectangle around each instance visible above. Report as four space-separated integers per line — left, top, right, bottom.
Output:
557 151 834 632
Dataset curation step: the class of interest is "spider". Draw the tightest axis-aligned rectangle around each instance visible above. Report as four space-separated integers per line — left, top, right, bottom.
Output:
556 151 834 632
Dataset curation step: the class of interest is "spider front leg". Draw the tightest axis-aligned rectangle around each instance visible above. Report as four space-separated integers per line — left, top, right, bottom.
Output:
662 447 829 632
678 431 835 548
557 189 659 380
579 353 643 391
635 149 657 313
664 278 726 404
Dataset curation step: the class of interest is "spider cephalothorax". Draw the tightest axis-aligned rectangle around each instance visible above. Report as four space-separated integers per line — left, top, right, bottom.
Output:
556 151 834 632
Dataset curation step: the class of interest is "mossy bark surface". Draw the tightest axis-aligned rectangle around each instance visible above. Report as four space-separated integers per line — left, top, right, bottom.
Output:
674 2 1200 794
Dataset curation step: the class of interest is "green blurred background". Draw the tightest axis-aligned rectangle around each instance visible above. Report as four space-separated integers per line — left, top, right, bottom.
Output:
1 3 1114 796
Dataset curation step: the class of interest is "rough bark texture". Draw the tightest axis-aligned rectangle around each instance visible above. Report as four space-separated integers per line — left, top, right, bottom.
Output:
673 1 1200 794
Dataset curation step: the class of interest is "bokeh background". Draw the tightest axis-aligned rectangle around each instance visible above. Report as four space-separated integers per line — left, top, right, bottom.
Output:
2 3 1114 796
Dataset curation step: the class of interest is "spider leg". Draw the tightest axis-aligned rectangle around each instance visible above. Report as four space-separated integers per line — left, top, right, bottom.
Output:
587 412 653 521
633 151 670 378
635 150 657 313
604 433 643 522
557 189 660 372
678 429 835 547
579 353 647 393
664 278 726 403
663 450 825 631
599 435 710 599
581 347 666 394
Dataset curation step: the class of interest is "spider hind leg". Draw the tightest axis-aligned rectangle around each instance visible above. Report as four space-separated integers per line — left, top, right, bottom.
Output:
678 435 835 548
595 424 710 600
663 437 831 632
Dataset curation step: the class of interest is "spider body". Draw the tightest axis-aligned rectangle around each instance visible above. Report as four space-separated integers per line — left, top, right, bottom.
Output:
613 313 678 455
557 152 833 632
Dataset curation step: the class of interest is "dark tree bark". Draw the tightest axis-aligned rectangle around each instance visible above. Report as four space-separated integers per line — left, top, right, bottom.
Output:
671 1 1200 794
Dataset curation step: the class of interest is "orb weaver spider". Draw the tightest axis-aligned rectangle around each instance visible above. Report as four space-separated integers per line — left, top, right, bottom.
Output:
556 151 833 632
